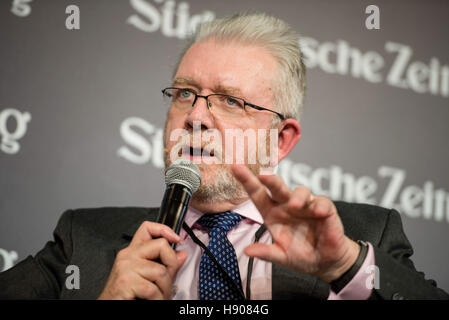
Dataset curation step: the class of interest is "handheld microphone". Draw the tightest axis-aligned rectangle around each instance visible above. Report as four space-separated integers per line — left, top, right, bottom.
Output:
156 159 201 247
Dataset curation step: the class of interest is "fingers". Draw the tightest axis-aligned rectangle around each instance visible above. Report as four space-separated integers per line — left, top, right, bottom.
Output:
288 186 334 219
98 261 166 300
258 174 291 203
134 281 165 300
308 195 335 218
102 242 185 300
130 221 181 247
233 164 290 204
176 250 188 268
134 248 187 300
288 185 312 211
100 221 187 300
134 246 187 300
244 243 286 266
133 238 181 279
134 259 174 299
232 164 273 213
232 164 267 198
232 164 335 220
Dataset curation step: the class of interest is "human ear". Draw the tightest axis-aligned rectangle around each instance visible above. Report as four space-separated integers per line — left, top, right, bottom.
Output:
276 118 301 163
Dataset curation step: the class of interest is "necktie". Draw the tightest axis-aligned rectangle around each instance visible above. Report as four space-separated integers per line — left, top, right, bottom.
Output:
197 211 244 300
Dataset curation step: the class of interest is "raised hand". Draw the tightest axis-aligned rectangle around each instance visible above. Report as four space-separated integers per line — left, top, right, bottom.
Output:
232 164 360 283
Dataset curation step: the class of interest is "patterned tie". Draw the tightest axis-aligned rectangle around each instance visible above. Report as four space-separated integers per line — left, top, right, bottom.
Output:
197 211 244 300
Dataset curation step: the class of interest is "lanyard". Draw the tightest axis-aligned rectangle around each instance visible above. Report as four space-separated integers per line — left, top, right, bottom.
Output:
182 222 267 300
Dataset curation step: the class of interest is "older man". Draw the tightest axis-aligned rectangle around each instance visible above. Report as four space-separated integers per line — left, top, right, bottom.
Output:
0 13 447 300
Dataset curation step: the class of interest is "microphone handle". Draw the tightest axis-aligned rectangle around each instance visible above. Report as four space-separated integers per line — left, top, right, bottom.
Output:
156 184 192 248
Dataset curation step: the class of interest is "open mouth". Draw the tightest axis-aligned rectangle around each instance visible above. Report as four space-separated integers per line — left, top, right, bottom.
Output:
178 146 215 158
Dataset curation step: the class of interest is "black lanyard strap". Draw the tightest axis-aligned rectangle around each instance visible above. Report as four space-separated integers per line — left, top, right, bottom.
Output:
246 224 267 299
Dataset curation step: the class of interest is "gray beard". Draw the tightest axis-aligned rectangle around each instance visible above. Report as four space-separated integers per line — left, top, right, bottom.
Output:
191 165 248 204
163 156 249 204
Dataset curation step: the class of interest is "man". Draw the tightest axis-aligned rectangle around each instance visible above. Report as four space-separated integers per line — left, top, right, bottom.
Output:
0 13 447 300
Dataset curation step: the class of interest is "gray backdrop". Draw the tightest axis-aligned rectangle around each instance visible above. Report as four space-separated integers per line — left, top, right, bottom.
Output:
1 0 448 292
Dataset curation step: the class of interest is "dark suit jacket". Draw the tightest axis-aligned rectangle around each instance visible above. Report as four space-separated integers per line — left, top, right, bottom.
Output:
0 201 447 300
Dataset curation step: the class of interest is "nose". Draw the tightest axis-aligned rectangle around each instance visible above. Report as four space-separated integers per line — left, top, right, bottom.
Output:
191 94 212 109
185 94 215 131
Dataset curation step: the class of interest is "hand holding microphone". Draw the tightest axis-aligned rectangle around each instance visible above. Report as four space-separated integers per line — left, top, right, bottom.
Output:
98 160 201 300
156 160 201 243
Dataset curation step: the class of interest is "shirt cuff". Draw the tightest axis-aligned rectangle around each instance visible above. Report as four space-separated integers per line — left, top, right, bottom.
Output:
328 242 375 300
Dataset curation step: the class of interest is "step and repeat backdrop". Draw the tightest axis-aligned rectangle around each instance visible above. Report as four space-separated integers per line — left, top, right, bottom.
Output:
1 0 448 292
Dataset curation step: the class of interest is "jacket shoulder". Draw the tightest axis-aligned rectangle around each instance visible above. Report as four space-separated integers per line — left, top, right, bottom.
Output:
67 206 159 238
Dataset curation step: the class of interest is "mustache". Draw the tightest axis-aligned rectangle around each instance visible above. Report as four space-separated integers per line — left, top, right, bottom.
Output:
176 143 223 160
170 128 223 160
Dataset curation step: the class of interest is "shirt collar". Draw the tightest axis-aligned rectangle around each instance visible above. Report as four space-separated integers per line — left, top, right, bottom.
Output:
184 199 264 229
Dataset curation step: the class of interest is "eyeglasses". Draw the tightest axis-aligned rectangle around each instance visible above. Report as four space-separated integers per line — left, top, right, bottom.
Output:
162 87 286 120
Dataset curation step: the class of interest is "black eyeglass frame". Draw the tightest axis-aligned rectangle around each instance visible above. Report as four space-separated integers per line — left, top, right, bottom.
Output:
162 87 286 120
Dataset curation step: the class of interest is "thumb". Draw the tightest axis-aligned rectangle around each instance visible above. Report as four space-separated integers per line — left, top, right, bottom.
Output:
244 243 285 265
176 250 188 268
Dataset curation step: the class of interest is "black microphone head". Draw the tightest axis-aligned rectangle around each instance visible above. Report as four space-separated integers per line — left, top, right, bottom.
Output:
165 159 201 194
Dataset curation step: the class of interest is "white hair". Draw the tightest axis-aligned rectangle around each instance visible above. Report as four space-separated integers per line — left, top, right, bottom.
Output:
173 12 306 123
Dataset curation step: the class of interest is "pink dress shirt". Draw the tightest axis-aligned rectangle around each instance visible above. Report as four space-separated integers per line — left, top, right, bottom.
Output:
172 200 374 300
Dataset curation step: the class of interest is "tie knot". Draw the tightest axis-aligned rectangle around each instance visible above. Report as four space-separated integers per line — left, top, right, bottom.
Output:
197 211 243 233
